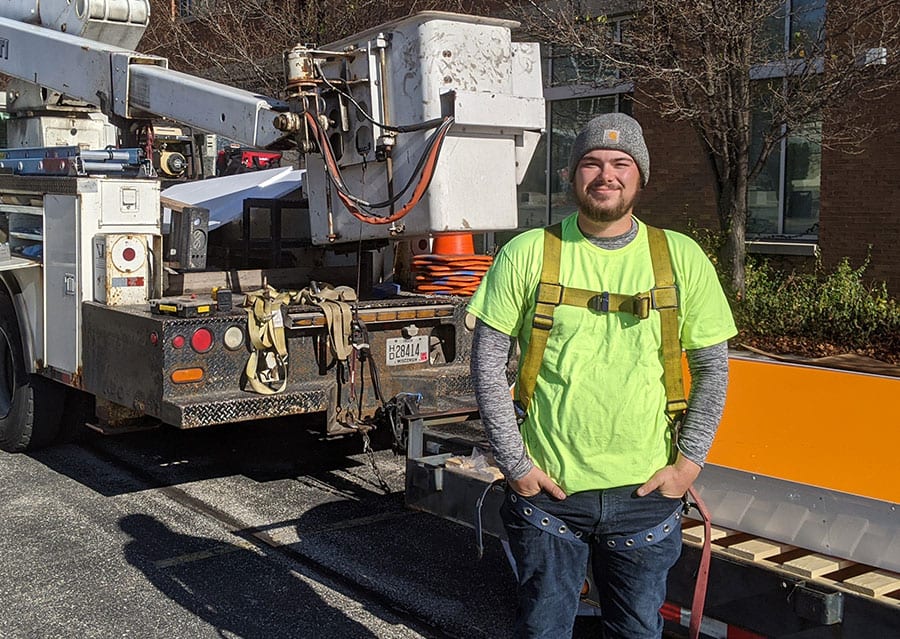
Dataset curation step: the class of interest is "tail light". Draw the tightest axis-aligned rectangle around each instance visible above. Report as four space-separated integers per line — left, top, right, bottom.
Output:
190 328 213 353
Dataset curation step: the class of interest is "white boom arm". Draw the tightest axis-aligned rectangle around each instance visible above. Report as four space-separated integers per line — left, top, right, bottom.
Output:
4 0 150 49
0 7 546 243
0 15 289 147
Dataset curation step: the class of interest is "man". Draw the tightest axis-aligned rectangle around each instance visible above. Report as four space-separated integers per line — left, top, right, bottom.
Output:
468 113 736 638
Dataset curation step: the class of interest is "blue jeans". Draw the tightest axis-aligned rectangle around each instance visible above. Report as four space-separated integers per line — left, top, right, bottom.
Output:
501 486 683 639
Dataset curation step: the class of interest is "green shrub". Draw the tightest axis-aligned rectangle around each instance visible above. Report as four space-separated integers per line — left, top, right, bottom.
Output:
685 221 899 362
737 256 900 359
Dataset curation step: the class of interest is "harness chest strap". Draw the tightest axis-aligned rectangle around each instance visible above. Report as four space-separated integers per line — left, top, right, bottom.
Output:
646 225 689 418
516 222 687 417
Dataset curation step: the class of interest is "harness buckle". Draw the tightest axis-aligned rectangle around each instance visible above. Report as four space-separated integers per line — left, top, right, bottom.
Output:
588 291 610 313
632 293 651 319
532 312 554 331
650 285 679 311
512 400 527 425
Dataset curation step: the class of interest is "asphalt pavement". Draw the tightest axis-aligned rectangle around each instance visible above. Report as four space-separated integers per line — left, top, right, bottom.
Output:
0 420 524 638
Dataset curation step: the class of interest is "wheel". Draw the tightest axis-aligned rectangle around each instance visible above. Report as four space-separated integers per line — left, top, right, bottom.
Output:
0 289 65 452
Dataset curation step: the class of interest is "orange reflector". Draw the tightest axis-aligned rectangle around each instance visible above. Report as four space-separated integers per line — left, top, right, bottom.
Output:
171 368 204 383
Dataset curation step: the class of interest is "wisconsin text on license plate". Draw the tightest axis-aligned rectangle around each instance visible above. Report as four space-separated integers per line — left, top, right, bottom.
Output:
386 335 429 366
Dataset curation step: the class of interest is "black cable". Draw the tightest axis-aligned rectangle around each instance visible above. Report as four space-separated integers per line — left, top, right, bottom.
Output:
314 63 447 133
367 354 384 403
311 112 453 216
314 113 448 207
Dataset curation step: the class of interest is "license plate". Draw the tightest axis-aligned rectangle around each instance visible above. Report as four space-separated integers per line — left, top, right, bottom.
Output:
386 335 429 366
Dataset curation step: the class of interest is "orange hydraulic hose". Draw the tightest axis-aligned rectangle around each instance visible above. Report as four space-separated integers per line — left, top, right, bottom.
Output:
303 111 451 225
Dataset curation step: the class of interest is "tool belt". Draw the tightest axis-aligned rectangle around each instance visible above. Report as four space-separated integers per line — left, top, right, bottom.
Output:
505 491 682 550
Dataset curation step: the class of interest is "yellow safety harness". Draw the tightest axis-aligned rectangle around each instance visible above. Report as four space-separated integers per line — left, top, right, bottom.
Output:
516 222 687 424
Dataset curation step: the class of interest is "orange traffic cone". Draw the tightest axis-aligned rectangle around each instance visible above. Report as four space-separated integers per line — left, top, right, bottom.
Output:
431 232 474 256
411 232 489 296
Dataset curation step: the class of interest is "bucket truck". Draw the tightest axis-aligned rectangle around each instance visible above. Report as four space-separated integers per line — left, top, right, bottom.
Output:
0 1 544 448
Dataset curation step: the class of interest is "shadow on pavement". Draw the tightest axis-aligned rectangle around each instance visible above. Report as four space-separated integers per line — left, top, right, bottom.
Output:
29 416 377 497
119 513 397 638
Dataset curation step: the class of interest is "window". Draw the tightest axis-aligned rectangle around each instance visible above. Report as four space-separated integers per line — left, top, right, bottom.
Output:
508 91 624 245
748 115 821 237
174 0 216 20
748 0 825 240
761 0 826 57
543 18 622 89
548 96 619 225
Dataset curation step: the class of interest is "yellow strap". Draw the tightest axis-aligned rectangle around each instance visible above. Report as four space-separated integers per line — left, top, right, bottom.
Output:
240 283 359 396
647 226 688 418
516 223 562 412
300 285 357 362
516 223 686 417
557 286 652 319
242 285 291 395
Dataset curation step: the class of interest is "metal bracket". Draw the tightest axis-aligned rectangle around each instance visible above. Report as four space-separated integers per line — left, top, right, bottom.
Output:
791 583 843 625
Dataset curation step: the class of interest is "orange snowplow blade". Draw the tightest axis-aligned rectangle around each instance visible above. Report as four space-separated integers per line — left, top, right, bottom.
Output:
700 355 899 503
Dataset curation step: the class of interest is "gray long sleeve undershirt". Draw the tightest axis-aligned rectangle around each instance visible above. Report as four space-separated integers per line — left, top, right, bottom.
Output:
470 222 730 482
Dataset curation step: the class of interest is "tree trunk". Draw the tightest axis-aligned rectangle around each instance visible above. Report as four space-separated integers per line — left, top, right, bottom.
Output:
719 187 748 301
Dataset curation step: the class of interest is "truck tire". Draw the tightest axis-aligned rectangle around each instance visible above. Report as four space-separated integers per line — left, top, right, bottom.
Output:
0 289 65 452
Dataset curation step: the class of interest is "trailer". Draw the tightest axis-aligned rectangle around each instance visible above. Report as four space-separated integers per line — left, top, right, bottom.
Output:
404 353 900 637
0 2 544 450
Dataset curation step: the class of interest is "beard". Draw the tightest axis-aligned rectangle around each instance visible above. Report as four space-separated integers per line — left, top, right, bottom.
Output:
574 184 639 224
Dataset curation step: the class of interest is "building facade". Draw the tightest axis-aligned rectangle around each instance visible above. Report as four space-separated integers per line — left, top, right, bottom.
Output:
510 0 900 295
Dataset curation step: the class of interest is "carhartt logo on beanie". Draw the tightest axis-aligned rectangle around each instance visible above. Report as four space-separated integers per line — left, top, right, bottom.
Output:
568 113 650 186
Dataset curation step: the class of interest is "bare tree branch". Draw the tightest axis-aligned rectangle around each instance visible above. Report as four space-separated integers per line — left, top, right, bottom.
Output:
506 0 900 297
140 0 500 96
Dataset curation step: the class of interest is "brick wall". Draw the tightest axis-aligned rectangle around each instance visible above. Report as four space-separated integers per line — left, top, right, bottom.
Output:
629 96 900 297
819 87 900 296
630 104 719 236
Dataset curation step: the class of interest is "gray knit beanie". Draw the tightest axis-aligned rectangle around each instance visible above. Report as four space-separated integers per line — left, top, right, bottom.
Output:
568 113 650 186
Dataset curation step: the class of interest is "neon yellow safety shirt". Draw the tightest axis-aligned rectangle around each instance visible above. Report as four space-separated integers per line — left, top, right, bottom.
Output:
467 215 737 493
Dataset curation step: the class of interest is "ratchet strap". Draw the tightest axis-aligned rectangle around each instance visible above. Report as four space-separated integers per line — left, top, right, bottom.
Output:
298 284 357 363
241 283 357 395
242 286 294 395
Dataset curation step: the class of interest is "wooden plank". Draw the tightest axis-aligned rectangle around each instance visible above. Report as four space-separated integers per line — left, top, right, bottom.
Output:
682 524 732 545
843 570 900 597
781 553 854 579
444 456 504 482
724 538 795 562
160 195 193 213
